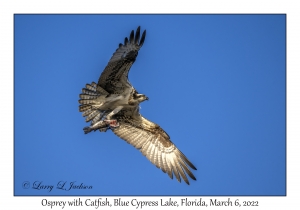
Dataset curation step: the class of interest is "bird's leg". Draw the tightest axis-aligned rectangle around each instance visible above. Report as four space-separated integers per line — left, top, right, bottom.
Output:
104 106 123 128
106 106 123 119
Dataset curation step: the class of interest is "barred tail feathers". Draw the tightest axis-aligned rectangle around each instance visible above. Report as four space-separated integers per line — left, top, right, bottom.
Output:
79 82 109 123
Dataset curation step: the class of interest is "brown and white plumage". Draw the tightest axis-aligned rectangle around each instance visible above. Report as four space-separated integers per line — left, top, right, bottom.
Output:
113 108 197 185
79 26 197 184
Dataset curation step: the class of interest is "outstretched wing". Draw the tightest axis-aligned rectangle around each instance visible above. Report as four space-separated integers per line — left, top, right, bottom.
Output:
112 109 197 185
98 26 146 94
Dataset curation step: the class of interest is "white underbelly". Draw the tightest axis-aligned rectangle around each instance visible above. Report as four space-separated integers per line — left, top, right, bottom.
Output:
102 94 130 110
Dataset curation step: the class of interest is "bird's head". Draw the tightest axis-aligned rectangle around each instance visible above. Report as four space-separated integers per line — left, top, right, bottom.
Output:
128 90 149 106
131 90 149 104
135 93 149 103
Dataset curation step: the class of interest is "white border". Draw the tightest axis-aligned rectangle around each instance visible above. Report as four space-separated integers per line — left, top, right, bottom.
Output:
1 0 298 209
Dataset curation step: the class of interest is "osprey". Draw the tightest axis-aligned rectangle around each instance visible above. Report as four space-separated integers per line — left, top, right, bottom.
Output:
79 26 197 184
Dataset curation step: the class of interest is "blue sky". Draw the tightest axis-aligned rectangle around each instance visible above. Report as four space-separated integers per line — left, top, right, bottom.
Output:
14 14 286 196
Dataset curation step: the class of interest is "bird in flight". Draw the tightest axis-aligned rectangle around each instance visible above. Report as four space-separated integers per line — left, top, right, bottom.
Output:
78 26 197 184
